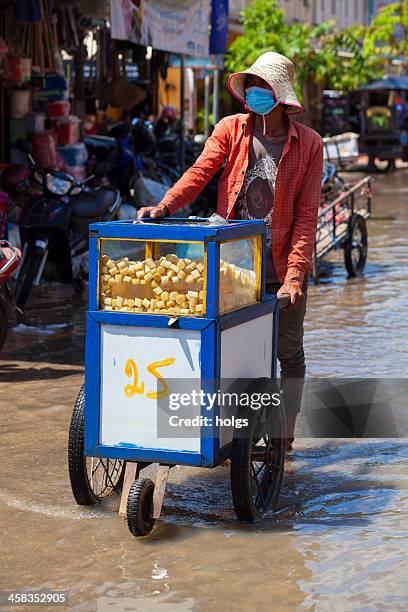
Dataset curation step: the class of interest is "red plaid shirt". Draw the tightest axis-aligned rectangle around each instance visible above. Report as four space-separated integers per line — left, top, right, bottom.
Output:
162 113 323 287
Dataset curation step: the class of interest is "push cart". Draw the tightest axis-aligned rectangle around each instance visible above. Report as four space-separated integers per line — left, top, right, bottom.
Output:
313 176 373 283
68 217 287 537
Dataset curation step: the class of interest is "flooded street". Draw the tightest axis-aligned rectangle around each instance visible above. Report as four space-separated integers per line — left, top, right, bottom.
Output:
1 169 407 611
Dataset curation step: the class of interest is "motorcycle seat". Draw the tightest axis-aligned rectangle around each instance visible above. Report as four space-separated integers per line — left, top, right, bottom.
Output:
84 135 117 149
71 188 118 218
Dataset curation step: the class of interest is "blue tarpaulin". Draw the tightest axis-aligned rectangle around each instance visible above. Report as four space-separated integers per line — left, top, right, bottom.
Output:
209 0 229 55
359 76 408 91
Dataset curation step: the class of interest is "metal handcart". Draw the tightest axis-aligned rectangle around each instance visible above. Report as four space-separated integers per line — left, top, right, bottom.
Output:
313 175 373 283
68 218 287 537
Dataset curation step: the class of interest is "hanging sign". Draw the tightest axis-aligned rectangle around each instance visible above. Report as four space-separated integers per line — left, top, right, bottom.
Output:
110 0 211 58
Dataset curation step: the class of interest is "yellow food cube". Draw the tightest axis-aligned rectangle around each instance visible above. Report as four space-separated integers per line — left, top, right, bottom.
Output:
161 276 169 285
105 288 111 296
186 261 197 272
153 286 163 295
132 278 140 285
117 260 126 270
196 304 203 313
184 258 192 264
111 299 117 307
166 254 179 264
170 263 179 274
145 257 156 270
199 291 204 300
123 276 132 284
128 265 136 277
189 299 197 310
157 300 165 308
136 269 144 279
102 265 109 274
120 266 130 276
178 270 186 280
151 280 159 288
134 262 144 271
153 272 161 282
185 274 194 284
114 274 122 283
109 266 118 276
106 259 115 269
175 294 186 305
116 296 124 307
126 299 135 307
191 269 200 279
144 272 153 282
157 265 166 275
167 300 176 308
167 307 176 314
172 275 180 283
169 291 178 301
161 259 171 269
103 274 110 282
161 291 169 301
167 269 175 278
134 298 143 307
180 308 190 314
140 279 147 285
197 262 204 273
104 305 113 311
142 298 150 308
120 306 128 312
197 277 204 286
104 297 112 305
108 277 115 286
187 290 198 299
150 299 158 309
177 260 186 270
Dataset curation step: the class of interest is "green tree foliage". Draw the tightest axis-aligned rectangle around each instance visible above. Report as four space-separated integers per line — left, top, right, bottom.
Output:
225 0 407 95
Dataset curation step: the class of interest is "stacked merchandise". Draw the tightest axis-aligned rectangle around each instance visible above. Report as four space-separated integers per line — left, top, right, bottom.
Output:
29 73 87 178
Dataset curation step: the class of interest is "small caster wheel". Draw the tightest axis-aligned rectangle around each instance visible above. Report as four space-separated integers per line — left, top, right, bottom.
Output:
127 478 155 537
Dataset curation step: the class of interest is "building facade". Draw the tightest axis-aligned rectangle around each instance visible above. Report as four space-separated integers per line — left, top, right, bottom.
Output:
229 0 370 30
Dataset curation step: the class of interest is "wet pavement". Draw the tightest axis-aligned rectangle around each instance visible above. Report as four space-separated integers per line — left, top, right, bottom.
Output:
1 169 408 611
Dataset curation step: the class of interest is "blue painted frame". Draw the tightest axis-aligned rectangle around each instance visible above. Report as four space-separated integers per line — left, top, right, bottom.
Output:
84 219 278 468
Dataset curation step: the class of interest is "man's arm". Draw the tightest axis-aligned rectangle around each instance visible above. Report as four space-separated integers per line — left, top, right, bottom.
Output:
284 137 323 288
138 118 230 218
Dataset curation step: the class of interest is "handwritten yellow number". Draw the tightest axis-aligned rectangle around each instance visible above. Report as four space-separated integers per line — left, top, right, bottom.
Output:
124 358 145 397
145 358 175 400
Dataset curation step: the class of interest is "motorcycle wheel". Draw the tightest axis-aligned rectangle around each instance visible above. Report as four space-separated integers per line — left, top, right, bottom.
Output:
0 302 7 350
14 247 43 310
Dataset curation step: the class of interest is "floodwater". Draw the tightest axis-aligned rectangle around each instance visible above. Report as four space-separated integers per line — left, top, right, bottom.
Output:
1 168 408 611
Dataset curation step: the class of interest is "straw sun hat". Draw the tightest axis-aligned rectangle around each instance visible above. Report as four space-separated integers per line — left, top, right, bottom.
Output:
228 51 303 115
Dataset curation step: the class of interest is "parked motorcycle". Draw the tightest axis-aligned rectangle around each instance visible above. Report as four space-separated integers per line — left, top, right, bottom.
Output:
0 241 21 349
0 141 121 310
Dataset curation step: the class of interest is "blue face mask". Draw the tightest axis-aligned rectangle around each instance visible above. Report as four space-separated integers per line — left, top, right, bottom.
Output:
245 86 278 115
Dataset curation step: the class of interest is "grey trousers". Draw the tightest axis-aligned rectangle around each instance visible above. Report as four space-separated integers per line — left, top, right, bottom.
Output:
267 282 308 417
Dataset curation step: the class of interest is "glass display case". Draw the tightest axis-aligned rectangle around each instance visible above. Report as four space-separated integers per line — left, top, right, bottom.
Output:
99 239 206 316
92 218 265 318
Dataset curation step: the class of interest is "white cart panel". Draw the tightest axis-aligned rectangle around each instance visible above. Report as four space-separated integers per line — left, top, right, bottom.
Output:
219 313 274 447
100 324 201 452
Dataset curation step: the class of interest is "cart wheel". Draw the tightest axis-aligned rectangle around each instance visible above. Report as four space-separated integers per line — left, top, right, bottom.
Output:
344 213 368 278
126 478 155 537
368 156 395 173
231 378 285 522
68 384 125 505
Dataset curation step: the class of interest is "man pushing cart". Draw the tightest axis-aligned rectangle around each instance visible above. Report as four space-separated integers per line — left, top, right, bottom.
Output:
68 52 323 537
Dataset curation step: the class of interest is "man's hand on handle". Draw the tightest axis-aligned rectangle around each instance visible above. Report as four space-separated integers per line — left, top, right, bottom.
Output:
277 282 305 311
137 203 169 219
